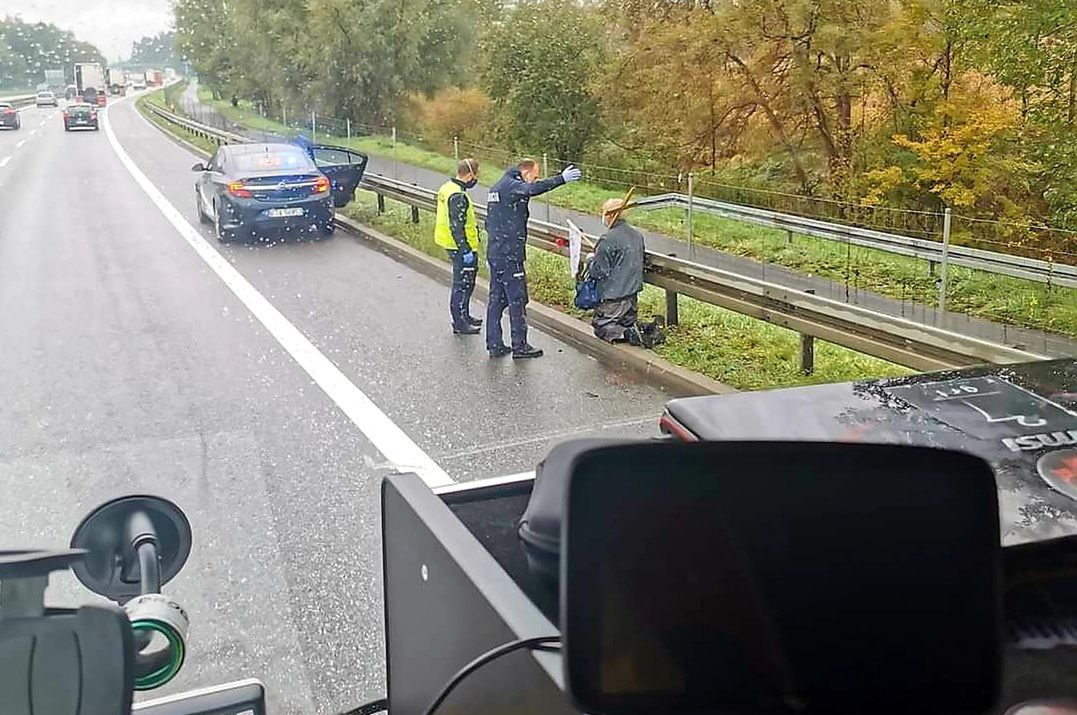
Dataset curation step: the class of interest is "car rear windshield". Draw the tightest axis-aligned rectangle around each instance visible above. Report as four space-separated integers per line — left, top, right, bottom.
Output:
231 149 315 173
69 106 93 116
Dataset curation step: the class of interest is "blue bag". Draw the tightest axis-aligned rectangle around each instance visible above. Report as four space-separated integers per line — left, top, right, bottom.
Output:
574 278 600 310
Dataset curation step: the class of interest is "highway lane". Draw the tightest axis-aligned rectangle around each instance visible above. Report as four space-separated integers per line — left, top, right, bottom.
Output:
0 93 671 712
0 105 61 176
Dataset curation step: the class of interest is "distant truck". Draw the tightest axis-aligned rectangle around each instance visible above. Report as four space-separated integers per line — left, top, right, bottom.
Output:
147 69 164 87
108 68 127 95
44 69 65 93
131 72 148 91
74 62 106 104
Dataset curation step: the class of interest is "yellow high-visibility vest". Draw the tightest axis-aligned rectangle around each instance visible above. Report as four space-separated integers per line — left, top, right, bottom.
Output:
434 180 479 251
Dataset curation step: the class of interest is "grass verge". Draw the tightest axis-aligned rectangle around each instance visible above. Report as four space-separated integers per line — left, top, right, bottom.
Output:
192 86 1077 340
139 89 910 389
341 193 911 390
138 87 219 155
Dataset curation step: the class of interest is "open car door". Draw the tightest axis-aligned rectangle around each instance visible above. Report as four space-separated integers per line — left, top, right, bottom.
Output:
311 144 368 208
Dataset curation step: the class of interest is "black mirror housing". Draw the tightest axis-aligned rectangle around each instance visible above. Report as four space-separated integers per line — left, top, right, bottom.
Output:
191 162 205 172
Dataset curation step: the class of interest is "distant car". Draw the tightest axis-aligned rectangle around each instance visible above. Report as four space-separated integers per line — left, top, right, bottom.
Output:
35 90 58 107
193 142 367 243
96 93 107 107
132 80 147 91
63 103 99 131
0 102 20 130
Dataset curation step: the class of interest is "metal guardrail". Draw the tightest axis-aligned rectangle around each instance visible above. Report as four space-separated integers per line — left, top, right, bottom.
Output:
142 102 1049 372
0 94 36 109
635 193 1077 290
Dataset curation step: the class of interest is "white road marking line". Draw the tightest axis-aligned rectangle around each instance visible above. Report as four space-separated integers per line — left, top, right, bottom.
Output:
0 156 9 168
29 129 36 136
15 139 25 148
101 101 453 488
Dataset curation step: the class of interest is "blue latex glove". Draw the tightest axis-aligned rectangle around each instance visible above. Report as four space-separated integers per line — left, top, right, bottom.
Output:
461 251 477 267
561 164 582 183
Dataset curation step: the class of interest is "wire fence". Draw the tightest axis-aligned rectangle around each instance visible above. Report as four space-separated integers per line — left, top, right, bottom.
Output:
172 87 1077 266
165 85 1076 352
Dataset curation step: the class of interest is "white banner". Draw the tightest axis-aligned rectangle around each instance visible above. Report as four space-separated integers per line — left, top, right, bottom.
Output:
567 219 583 278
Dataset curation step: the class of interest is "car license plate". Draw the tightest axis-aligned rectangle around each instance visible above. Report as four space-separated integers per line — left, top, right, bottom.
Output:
266 207 304 218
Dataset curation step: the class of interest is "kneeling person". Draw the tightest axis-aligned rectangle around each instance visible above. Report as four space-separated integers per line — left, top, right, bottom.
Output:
590 198 645 344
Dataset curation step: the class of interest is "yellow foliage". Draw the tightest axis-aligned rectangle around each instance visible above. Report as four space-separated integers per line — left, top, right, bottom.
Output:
860 166 905 206
407 87 492 143
890 72 1026 209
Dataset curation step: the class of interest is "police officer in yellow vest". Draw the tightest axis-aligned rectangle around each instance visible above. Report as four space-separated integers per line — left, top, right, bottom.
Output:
435 158 482 334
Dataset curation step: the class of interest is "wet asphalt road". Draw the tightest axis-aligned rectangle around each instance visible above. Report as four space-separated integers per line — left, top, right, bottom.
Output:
0 95 672 712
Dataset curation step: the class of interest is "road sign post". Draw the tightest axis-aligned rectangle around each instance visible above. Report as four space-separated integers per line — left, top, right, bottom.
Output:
687 173 695 258
938 207 952 318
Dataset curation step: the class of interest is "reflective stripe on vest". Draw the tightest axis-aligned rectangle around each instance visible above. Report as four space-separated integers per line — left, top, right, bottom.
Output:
434 180 479 251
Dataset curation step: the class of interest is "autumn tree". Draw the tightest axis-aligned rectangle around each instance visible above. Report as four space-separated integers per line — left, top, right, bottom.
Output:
479 0 605 161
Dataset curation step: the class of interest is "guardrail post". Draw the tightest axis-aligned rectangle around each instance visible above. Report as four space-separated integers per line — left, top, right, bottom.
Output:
800 289 815 375
346 118 351 142
377 194 385 214
392 126 398 179
687 172 695 257
938 207 952 318
282 104 287 129
410 205 420 224
311 111 317 143
453 136 459 162
787 230 793 244
665 289 679 327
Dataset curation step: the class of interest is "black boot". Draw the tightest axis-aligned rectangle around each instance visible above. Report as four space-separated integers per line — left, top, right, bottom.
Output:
512 345 544 359
453 324 480 335
467 315 483 327
488 345 512 357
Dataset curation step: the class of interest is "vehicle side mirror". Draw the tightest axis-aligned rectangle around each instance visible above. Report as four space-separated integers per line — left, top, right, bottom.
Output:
562 441 1002 715
191 162 206 172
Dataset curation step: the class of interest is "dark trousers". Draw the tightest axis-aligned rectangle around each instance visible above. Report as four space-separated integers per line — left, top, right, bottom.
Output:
486 260 529 350
447 250 477 328
593 294 639 342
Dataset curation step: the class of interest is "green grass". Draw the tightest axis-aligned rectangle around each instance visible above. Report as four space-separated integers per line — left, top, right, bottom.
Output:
137 88 219 155
342 192 911 391
193 85 1077 340
140 87 911 390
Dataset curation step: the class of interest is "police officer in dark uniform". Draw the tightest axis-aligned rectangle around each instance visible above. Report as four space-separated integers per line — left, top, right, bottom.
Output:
484 158 581 358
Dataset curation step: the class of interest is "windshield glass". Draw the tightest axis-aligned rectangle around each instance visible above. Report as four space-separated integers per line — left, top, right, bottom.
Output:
2 1 1076 714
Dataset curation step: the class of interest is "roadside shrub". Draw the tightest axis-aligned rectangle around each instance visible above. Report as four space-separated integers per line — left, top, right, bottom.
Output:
409 86 492 144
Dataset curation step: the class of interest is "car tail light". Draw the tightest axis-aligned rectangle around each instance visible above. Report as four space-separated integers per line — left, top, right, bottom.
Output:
63 111 70 119
227 181 253 198
2 108 13 115
313 176 330 194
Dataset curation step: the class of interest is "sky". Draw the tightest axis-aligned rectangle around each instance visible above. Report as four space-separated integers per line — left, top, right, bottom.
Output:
0 0 173 61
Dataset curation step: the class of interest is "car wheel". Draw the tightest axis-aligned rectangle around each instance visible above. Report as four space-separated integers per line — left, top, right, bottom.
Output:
214 202 235 243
